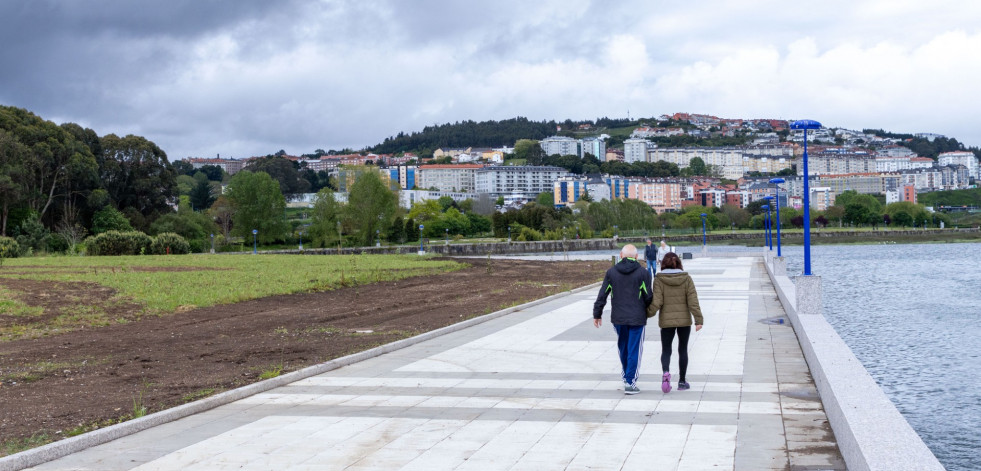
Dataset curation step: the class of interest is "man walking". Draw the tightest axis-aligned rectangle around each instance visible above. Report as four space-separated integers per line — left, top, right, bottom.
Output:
644 238 658 281
594 244 653 394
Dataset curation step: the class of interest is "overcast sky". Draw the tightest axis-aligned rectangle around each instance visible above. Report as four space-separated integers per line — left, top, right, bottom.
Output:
2 0 980 160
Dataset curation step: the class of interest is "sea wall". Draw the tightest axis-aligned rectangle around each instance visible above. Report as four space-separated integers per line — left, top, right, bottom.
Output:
764 254 945 471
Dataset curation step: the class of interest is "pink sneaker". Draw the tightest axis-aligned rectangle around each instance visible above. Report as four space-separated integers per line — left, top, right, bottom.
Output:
661 372 672 393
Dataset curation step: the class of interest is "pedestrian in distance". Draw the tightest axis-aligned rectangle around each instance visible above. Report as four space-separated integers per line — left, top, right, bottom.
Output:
593 244 653 395
644 238 658 281
656 240 668 267
647 252 703 393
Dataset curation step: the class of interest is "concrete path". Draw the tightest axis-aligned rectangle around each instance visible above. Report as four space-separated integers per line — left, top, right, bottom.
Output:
28 257 844 470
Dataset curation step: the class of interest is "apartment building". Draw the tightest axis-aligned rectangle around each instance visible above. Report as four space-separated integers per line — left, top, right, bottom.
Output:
938 151 978 178
580 137 606 160
626 179 683 213
186 157 246 175
386 165 416 190
541 136 580 157
623 138 648 163
475 165 570 199
796 151 875 176
416 164 485 192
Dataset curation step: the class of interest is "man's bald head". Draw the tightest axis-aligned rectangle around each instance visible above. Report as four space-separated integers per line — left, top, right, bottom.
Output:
620 244 638 259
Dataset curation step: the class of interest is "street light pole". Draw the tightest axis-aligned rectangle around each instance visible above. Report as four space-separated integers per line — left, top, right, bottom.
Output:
419 224 425 253
299 231 304 251
252 229 258 255
700 213 707 248
769 178 785 257
763 196 773 250
761 205 770 250
508 225 512 243
791 119 822 275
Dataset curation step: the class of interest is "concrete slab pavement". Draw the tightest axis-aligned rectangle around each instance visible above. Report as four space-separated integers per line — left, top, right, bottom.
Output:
25 256 844 470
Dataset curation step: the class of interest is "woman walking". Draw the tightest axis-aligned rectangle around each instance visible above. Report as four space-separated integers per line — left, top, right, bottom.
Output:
647 252 703 393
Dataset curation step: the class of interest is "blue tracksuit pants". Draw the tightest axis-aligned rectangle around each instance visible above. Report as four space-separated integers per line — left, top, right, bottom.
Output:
613 324 645 385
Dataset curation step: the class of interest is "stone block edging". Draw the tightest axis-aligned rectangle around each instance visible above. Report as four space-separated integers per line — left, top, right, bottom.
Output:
764 260 943 471
0 282 601 471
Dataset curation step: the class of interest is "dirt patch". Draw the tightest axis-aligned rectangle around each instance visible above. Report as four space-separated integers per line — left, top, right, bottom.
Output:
0 258 603 451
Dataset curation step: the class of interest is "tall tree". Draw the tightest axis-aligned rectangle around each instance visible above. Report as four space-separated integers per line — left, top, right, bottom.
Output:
190 174 216 210
225 170 289 243
344 171 398 246
0 129 28 235
208 195 234 240
98 133 177 220
245 156 310 200
0 106 97 224
307 188 342 248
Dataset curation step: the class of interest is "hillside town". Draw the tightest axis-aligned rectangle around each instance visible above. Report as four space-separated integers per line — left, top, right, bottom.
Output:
182 113 979 213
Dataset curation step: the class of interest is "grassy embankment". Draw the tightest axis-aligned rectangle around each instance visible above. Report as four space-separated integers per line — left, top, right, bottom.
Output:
0 254 463 342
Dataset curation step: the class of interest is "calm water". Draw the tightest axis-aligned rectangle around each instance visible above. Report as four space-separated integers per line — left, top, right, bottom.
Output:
782 243 981 471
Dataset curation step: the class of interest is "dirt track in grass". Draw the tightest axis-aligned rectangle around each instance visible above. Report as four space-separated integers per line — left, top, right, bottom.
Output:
0 257 604 453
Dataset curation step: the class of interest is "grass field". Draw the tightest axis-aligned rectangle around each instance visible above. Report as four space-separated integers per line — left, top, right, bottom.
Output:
0 254 463 341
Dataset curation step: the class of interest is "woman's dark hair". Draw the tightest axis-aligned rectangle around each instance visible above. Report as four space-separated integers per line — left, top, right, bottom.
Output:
661 252 683 270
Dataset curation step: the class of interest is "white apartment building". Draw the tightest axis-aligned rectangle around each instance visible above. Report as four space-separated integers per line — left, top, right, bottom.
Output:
416 164 485 192
938 151 978 178
400 190 477 209
475 165 571 199
580 137 607 160
796 152 875 176
541 136 580 157
623 138 648 163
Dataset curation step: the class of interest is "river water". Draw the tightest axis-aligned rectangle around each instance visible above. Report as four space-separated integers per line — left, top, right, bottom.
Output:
515 243 980 469
779 243 979 471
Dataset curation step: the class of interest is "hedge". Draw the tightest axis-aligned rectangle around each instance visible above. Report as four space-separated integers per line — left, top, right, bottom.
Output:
85 231 153 256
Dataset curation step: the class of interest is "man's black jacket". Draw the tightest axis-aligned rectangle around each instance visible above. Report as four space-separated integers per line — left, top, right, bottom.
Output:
593 258 653 326
644 244 658 266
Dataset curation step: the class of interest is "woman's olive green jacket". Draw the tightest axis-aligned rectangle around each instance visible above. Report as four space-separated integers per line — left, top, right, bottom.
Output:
646 270 703 328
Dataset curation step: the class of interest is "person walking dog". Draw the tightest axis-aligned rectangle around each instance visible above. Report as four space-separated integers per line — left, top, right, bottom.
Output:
644 238 658 281
594 244 653 394
647 252 703 393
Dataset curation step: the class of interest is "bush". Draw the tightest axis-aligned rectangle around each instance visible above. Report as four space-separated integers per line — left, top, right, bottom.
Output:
516 227 543 241
150 233 191 255
0 236 20 263
85 231 153 256
92 207 134 234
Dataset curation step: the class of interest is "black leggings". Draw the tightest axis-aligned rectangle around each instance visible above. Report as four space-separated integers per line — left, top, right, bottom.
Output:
660 326 691 382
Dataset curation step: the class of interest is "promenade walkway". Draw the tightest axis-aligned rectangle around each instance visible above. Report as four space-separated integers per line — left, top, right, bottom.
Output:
27 256 844 470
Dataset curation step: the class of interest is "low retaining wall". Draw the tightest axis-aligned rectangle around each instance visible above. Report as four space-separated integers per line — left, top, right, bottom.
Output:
266 238 619 256
764 259 944 471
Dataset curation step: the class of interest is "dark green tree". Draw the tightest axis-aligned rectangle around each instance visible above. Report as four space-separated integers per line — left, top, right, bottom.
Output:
98 133 177 221
189 175 216 210
405 217 420 242
245 156 311 201
225 170 289 243
307 188 342 248
343 171 398 246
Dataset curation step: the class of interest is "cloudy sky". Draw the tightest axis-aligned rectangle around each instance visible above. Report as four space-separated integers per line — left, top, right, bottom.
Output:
2 0 980 160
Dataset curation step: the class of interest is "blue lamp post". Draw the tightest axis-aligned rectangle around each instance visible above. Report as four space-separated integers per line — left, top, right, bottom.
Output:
699 213 707 248
419 224 424 252
299 231 304 251
762 196 774 250
210 233 215 254
769 178 785 257
252 229 258 254
791 119 822 275
760 205 770 250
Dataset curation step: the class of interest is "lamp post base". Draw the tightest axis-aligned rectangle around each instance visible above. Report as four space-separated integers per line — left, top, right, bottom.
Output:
795 275 822 316
772 256 786 276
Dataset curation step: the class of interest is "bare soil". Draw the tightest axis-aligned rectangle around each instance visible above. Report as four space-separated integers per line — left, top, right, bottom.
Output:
0 258 603 450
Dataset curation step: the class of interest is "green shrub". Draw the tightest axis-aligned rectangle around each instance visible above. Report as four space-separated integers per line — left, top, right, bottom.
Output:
85 231 153 256
0 236 20 263
150 233 191 255
91 207 134 234
516 227 543 241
